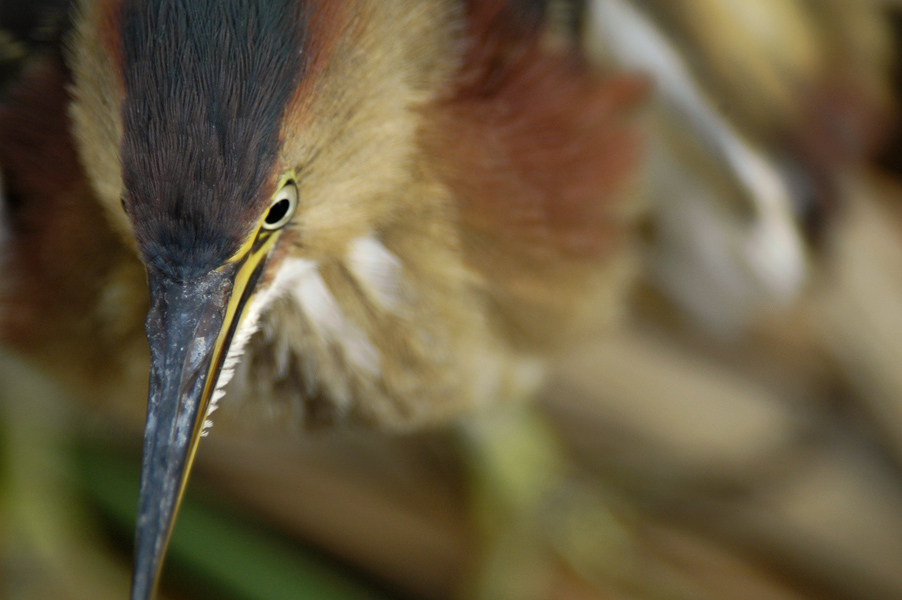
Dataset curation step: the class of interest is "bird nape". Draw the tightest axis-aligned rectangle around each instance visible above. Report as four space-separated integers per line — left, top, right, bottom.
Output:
0 0 646 599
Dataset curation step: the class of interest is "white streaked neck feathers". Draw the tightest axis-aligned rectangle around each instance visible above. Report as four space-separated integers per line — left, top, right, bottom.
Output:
203 234 403 433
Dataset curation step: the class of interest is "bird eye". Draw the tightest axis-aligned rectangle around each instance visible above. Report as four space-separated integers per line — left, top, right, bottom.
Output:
262 181 298 230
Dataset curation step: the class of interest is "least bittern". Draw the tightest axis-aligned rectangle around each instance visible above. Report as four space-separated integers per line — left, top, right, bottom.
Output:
0 1 645 598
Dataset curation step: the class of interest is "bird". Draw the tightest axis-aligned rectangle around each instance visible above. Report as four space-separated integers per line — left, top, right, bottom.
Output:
0 1 647 598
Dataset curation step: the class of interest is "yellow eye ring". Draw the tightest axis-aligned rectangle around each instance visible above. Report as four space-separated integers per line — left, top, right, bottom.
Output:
262 180 298 230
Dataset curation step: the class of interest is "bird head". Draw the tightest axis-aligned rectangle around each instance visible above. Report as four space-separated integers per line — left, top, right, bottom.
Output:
59 0 647 596
66 0 458 598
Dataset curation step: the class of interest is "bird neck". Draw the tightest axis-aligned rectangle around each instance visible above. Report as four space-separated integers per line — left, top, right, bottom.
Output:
0 57 149 416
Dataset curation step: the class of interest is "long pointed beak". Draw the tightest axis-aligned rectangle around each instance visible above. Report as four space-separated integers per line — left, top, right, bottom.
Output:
131 232 278 600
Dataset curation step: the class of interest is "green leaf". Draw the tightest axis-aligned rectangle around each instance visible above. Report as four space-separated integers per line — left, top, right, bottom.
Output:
77 446 390 600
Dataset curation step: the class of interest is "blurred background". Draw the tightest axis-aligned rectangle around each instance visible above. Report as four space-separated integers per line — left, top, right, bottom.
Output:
4 0 902 599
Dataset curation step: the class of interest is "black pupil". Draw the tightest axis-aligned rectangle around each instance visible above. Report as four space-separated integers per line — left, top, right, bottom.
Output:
265 198 290 225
